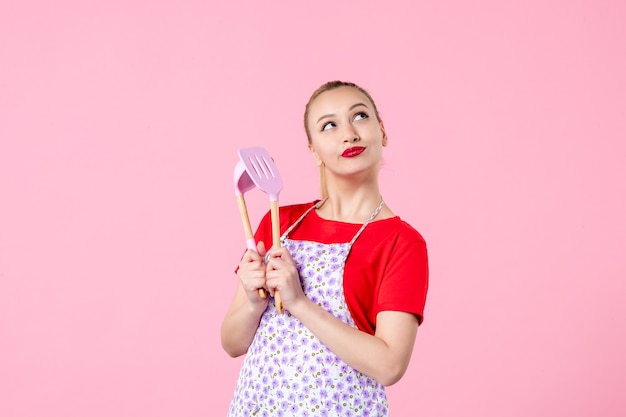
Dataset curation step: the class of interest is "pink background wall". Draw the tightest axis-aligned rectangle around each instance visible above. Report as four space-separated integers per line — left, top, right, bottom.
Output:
1 1 624 416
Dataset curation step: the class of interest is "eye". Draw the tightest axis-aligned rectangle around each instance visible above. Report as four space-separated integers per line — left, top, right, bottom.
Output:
353 112 369 121
321 121 335 131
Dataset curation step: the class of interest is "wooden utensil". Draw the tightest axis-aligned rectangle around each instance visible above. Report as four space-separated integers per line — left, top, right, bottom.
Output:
238 147 285 313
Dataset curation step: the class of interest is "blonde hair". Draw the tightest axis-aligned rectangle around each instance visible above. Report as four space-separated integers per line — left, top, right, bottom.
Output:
303 81 383 199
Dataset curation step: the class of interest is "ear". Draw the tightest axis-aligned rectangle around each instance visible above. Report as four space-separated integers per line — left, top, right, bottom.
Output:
308 143 323 167
380 121 388 146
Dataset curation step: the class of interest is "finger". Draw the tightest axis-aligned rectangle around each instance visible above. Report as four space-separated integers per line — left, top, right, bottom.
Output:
245 281 269 296
266 248 295 267
265 257 283 272
241 249 258 263
265 278 279 298
245 248 266 265
266 246 284 259
257 240 266 257
239 269 267 288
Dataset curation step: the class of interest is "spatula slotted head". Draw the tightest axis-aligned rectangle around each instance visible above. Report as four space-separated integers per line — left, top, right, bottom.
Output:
238 147 284 201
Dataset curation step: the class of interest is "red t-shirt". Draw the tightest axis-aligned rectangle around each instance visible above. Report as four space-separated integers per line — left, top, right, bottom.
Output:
253 201 429 335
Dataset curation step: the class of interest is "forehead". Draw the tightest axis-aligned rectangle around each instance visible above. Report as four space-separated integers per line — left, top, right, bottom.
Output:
308 86 373 116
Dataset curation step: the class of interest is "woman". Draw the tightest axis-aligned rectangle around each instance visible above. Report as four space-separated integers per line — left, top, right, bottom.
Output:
221 81 429 416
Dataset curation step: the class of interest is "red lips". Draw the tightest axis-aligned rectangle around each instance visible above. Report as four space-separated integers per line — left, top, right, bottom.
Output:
342 146 365 157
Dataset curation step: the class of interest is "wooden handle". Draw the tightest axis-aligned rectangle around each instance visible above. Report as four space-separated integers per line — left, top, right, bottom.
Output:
236 194 266 299
271 200 281 249
270 200 283 313
236 195 254 241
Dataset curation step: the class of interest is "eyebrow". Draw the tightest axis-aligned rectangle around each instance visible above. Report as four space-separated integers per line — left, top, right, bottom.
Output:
315 102 369 125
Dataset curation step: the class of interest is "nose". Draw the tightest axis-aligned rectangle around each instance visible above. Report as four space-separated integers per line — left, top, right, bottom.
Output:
342 124 360 143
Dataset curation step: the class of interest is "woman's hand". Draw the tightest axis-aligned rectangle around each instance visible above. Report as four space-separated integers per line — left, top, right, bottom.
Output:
265 246 306 311
221 240 269 357
237 241 270 309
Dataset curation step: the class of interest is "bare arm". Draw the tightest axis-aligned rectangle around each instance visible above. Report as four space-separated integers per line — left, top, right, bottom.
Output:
291 301 418 385
265 247 419 386
220 241 269 357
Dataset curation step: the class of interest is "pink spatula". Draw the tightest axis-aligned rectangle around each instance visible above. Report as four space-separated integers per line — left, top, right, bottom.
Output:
238 147 285 313
234 160 267 299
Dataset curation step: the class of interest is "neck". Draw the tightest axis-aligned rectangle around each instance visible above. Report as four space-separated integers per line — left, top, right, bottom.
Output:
318 174 383 223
